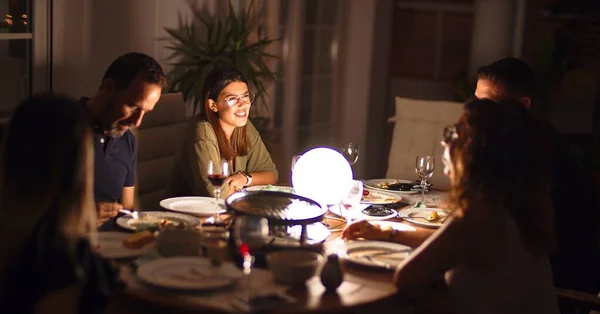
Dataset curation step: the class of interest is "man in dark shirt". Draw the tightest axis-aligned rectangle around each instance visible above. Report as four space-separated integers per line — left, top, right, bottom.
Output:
475 57 600 293
80 52 166 226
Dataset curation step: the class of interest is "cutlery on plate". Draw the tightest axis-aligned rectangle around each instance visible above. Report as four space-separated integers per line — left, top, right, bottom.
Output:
119 209 139 220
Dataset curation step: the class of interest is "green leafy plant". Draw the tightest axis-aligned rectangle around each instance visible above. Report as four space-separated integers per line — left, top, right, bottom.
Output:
163 1 280 118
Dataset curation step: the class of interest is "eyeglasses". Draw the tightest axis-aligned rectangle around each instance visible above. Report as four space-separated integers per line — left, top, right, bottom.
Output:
443 125 458 144
224 93 256 107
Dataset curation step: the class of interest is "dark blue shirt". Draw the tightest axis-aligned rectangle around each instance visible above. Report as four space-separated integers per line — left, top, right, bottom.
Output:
79 98 137 204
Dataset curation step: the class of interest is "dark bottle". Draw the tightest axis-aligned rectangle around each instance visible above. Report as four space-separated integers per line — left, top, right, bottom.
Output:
320 254 344 292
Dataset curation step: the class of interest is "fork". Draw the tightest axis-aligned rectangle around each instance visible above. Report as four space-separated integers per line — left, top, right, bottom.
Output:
119 209 139 220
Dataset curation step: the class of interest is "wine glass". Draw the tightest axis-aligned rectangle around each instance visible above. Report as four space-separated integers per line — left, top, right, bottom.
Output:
233 216 269 277
207 160 230 222
290 155 302 183
415 156 435 204
340 180 363 224
340 142 359 166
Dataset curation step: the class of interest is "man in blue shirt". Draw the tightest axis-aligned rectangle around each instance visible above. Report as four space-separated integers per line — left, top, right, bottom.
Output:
79 52 166 227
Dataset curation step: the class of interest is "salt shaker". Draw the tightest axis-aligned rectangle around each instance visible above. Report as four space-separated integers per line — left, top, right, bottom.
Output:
320 254 344 292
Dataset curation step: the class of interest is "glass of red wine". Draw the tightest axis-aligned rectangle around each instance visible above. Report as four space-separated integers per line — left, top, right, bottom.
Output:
207 160 230 222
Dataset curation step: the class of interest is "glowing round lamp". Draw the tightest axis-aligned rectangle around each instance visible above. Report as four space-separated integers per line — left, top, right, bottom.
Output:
292 147 353 205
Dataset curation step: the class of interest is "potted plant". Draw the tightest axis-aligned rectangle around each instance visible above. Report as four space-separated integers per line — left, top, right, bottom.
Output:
162 0 280 134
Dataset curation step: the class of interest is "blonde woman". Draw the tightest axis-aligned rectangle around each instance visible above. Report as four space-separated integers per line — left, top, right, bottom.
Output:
0 94 119 313
344 99 559 313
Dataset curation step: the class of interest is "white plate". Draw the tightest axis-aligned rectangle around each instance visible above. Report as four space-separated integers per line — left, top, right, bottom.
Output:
329 204 397 221
116 211 201 231
361 189 402 205
92 231 154 259
342 240 412 269
137 257 243 290
160 197 226 217
363 179 420 195
244 185 296 194
397 207 449 228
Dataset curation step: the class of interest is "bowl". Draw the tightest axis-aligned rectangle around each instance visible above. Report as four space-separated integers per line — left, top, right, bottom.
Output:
267 250 323 285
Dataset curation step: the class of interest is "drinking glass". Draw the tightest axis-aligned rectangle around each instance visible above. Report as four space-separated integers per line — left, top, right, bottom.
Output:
290 155 302 183
340 142 359 166
415 156 435 204
207 160 230 222
233 216 269 277
340 180 363 224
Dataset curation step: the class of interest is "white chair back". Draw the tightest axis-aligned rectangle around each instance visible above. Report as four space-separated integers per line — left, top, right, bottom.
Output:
386 97 464 191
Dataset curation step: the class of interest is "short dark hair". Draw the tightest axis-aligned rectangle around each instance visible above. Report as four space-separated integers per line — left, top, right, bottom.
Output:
477 57 537 102
102 52 166 90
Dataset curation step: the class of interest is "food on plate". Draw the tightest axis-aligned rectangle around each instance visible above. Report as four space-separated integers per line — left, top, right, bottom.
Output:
123 230 155 249
361 190 399 204
362 205 395 217
377 181 414 191
427 211 439 221
132 217 187 231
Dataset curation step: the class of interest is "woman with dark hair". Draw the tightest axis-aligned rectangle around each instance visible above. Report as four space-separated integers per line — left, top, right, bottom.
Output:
0 94 119 313
343 99 559 313
166 66 278 198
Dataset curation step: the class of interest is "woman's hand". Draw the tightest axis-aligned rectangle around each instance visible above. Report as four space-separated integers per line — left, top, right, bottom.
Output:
342 220 390 241
225 173 249 193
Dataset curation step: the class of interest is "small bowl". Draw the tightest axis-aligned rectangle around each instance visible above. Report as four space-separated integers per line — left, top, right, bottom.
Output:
267 250 323 285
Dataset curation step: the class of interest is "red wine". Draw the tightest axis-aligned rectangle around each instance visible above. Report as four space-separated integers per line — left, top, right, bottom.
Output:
208 174 227 187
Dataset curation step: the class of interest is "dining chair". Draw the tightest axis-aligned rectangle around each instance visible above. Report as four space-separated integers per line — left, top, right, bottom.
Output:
386 97 464 191
132 92 188 211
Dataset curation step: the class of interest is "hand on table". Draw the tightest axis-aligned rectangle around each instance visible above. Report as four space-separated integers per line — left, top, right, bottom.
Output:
225 173 248 193
96 202 122 226
342 220 390 241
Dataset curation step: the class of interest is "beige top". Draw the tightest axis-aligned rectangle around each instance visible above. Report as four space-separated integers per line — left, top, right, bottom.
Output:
165 119 278 198
445 215 559 314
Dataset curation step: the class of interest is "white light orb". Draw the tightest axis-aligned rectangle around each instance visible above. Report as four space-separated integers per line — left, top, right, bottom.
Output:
292 147 353 205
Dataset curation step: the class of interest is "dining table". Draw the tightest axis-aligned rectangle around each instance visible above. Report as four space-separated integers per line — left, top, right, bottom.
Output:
104 188 453 314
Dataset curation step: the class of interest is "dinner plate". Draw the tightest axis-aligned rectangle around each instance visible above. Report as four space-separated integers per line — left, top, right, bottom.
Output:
116 211 201 231
397 207 449 228
137 257 243 290
244 185 296 194
329 204 397 221
363 179 419 195
92 231 154 259
341 241 412 269
361 189 402 205
160 197 226 217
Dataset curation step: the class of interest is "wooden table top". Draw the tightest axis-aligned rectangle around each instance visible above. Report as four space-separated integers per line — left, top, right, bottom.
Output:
111 190 449 313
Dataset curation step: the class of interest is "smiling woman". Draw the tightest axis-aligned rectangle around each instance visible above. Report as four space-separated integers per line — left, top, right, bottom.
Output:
165 66 278 199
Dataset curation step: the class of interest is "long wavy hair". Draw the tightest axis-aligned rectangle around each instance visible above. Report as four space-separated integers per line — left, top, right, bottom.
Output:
198 66 250 161
0 94 96 291
446 98 554 256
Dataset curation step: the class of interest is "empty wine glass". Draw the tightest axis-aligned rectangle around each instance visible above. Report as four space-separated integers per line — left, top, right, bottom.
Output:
290 155 302 183
340 180 363 224
340 142 359 166
415 156 435 204
207 160 230 222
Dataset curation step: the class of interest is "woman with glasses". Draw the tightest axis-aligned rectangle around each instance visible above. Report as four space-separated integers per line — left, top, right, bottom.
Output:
166 66 278 198
343 99 559 313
